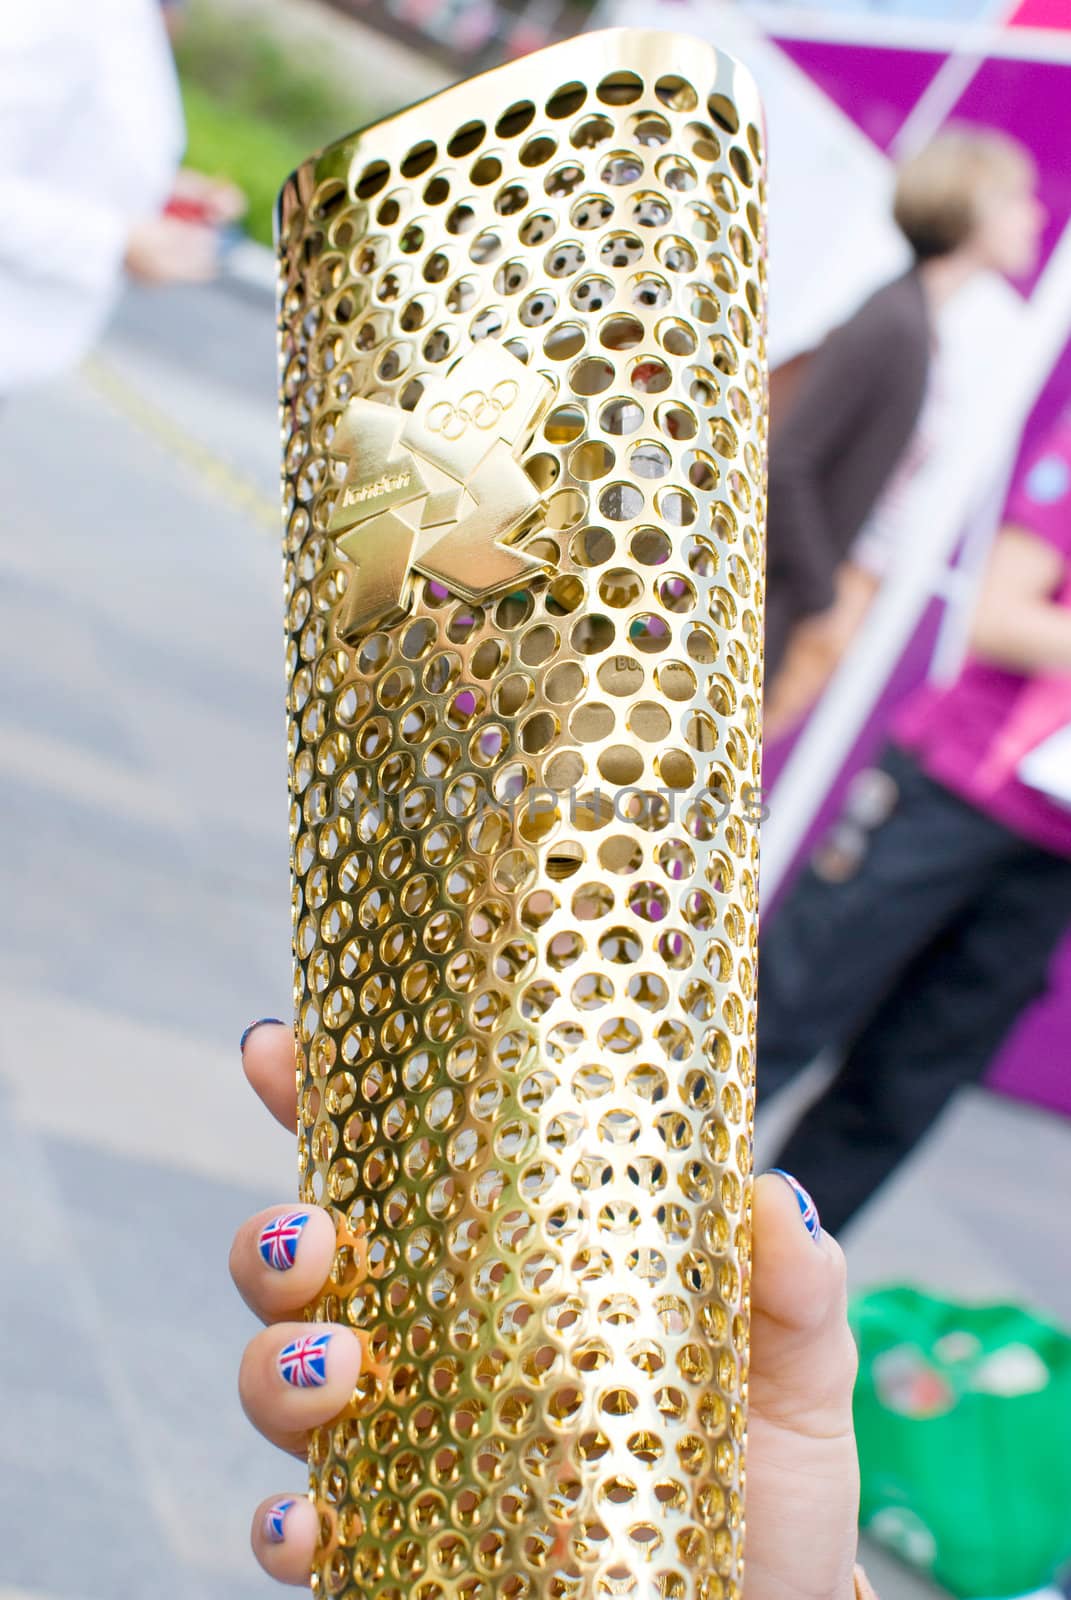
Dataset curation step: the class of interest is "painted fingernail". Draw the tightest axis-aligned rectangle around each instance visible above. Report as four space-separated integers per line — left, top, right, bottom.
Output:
258 1211 310 1271
240 1018 286 1051
278 1331 332 1389
264 1499 296 1545
769 1170 822 1241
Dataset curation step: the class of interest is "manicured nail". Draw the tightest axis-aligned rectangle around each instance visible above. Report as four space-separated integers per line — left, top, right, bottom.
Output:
240 1018 285 1051
769 1170 822 1241
258 1211 310 1271
278 1331 332 1388
264 1499 296 1545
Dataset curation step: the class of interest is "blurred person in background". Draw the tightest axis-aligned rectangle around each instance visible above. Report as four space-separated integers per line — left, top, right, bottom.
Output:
758 400 1071 1234
159 0 189 41
0 0 219 397
764 126 1044 737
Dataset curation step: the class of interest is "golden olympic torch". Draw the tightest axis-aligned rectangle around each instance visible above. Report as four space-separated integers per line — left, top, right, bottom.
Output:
276 28 766 1600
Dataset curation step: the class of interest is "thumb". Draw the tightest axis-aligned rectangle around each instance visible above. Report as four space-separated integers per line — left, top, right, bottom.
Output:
749 1171 859 1433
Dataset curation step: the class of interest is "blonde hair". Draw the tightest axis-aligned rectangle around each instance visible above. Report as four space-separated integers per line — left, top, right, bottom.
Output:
893 126 1036 260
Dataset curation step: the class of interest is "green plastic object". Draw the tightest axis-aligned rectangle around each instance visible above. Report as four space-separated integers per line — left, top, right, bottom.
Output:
850 1287 1071 1599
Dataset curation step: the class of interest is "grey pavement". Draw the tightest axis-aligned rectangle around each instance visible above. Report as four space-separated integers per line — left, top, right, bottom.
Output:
1 277 1069 1599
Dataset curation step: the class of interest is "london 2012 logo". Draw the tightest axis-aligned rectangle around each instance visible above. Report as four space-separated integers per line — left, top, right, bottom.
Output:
323 345 557 640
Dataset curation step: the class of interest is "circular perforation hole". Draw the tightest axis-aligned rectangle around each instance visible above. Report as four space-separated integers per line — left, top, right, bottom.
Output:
599 481 643 522
497 101 536 139
422 250 450 282
521 135 557 168
545 241 586 278
547 81 587 118
356 160 390 199
545 402 585 444
631 192 671 228
520 211 556 246
525 453 560 492
657 154 698 192
597 71 643 106
658 318 699 358
570 441 616 481
520 289 557 326
445 276 479 313
446 200 477 235
628 111 671 147
708 93 741 134
600 232 643 270
571 194 614 230
655 235 698 273
571 114 615 150
630 271 670 310
571 525 615 567
571 275 614 313
470 307 504 342
687 201 720 243
375 191 405 226
423 172 451 206
601 151 644 186
630 440 671 479
627 524 669 569
495 258 529 296
470 229 502 264
470 155 502 190
600 396 643 436
655 74 699 112
401 143 437 182
710 171 740 216
398 294 431 331
600 315 643 352
544 323 585 360
545 163 585 198
630 357 671 395
570 357 614 396
730 145 755 188
597 567 642 607
495 182 529 216
424 325 457 362
448 120 486 157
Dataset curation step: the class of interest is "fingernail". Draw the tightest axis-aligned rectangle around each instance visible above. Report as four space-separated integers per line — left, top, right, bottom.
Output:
240 1018 286 1051
278 1331 332 1389
769 1169 822 1241
264 1498 296 1545
258 1211 310 1271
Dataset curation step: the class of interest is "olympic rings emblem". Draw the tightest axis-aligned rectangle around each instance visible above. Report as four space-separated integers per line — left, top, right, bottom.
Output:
425 379 521 441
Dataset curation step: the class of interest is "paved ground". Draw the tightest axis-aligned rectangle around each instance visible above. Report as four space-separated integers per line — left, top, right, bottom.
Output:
1 276 1068 1599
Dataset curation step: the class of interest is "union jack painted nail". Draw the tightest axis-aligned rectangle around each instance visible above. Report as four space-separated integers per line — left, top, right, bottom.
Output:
263 1498 296 1544
769 1170 822 1241
240 1018 286 1051
278 1331 332 1389
258 1211 310 1271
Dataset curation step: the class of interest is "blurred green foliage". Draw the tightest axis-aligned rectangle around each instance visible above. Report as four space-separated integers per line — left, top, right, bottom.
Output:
175 4 365 245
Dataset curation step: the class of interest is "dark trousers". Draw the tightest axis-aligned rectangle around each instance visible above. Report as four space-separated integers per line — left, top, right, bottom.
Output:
759 746 1071 1234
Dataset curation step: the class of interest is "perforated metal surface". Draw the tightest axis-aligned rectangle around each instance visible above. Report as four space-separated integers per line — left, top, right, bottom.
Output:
277 29 766 1600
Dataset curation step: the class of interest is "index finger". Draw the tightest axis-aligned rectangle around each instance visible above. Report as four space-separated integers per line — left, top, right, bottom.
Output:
241 1019 297 1131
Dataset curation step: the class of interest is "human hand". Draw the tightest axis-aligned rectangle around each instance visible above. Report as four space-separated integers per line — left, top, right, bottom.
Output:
232 1020 860 1596
124 213 218 284
169 167 248 227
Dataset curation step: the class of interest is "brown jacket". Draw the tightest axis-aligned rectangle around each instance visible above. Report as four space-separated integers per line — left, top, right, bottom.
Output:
765 268 932 676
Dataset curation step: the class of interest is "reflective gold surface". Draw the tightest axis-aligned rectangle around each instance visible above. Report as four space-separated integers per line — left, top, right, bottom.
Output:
276 28 766 1600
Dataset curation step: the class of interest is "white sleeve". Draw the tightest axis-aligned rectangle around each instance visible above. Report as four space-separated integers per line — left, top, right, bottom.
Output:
0 175 128 293
0 4 156 297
